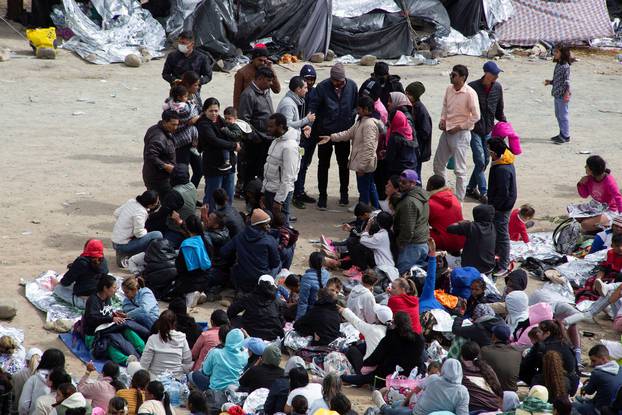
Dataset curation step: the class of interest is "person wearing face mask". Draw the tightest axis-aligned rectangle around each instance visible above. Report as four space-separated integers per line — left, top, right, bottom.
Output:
162 31 212 92
432 64 481 201
233 46 282 110
142 110 180 198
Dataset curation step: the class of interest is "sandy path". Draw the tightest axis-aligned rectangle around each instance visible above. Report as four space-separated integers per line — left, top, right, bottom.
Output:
1 23 622 411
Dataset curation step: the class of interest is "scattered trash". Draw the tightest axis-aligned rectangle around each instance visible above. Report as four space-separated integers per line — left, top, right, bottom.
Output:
598 109 622 115
393 54 438 66
77 98 96 104
30 220 41 224
72 111 85 116
437 29 494 57
578 150 591 155
21 231 32 236
334 54 359 64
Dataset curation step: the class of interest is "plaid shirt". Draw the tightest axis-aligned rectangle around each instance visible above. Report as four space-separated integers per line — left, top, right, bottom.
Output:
551 63 571 98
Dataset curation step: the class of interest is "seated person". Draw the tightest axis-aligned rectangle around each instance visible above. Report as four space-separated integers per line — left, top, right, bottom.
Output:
411 359 469 415
297 252 330 320
269 212 298 270
590 215 622 254
426 175 465 254
77 361 123 411
387 278 422 334
111 190 163 264
121 276 159 331
463 277 501 318
460 341 503 413
281 274 301 322
191 309 230 371
212 188 245 238
83 275 145 365
359 212 396 268
447 204 496 275
452 304 505 347
54 239 108 308
239 344 284 392
263 357 307 415
346 272 378 324
166 297 202 349
573 345 622 415
284 367 323 414
228 275 285 341
481 323 522 392
509 203 535 243
200 207 231 299
294 288 341 346
53 383 91 415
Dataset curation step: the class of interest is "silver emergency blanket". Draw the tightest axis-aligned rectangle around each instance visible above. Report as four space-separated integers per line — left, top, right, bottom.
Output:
482 0 514 28
566 200 609 219
437 29 494 56
332 0 400 18
60 0 165 64
510 232 561 262
0 325 26 375
165 0 202 39
529 279 575 305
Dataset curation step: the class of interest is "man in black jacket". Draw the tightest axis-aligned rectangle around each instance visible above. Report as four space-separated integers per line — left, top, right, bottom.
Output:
142 110 180 198
162 31 212 91
359 62 404 108
466 61 507 203
309 63 358 209
487 138 517 277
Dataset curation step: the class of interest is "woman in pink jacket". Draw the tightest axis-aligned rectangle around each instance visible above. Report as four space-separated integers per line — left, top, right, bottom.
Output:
577 155 622 232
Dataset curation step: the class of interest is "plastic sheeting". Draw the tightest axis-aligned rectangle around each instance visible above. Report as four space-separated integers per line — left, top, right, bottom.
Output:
445 0 486 37
332 0 400 18
60 0 166 64
436 28 493 56
0 325 25 375
483 0 514 28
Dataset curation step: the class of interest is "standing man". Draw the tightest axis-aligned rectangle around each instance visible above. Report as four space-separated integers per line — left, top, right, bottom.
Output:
466 61 507 204
263 113 301 225
233 46 281 110
432 65 480 201
487 138 516 277
394 170 430 274
162 32 212 90
238 67 275 186
276 76 315 140
142 110 180 198
359 62 404 108
405 81 433 177
292 64 319 209
309 63 358 210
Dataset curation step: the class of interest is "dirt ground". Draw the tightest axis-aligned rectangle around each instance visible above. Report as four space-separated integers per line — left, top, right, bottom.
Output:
1 18 622 412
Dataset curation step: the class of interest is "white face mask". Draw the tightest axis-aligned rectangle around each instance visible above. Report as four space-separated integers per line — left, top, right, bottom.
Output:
178 43 189 54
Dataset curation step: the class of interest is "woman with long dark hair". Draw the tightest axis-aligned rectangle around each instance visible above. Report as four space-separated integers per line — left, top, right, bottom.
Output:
197 97 241 209
137 381 172 415
459 341 503 412
116 369 150 415
140 310 192 379
18 348 65 415
296 252 330 319
112 190 162 259
540 350 570 402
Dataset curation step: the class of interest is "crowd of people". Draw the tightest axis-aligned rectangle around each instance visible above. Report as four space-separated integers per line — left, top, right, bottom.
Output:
7 34 622 415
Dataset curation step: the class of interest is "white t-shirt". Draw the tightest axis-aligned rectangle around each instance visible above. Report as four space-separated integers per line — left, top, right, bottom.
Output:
286 383 323 407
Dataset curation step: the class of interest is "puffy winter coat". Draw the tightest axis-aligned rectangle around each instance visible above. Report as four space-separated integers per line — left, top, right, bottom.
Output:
142 122 176 189
143 239 177 299
263 128 301 203
296 268 330 320
227 286 286 340
428 187 465 253
330 116 379 173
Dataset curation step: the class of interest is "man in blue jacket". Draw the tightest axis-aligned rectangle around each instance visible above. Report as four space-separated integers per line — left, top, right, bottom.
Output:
308 63 358 210
220 208 281 293
487 138 516 278
574 345 622 414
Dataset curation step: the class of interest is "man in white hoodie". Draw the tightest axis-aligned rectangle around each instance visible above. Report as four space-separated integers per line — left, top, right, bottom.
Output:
263 113 301 225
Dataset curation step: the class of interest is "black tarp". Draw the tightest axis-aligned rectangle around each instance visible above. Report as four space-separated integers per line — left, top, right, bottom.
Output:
444 0 486 37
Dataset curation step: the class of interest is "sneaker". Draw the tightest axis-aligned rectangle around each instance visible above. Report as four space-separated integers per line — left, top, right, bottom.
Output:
550 134 560 141
465 188 481 200
298 192 317 204
116 252 130 269
343 266 363 279
218 162 233 171
552 135 567 144
126 355 138 364
292 197 306 209
317 197 328 211
371 390 386 408
479 193 488 204
321 235 335 251
186 291 201 308
338 196 349 207
594 278 610 298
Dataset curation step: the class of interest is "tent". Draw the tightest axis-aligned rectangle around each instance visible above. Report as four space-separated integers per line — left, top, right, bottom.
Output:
495 0 614 46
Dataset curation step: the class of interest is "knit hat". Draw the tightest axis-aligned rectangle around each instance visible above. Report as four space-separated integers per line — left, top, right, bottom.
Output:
405 81 425 101
492 324 511 343
81 239 104 258
613 215 622 228
330 63 346 81
300 64 316 78
258 274 277 287
244 337 266 356
250 208 271 226
262 344 281 366
26 347 43 361
374 304 393 325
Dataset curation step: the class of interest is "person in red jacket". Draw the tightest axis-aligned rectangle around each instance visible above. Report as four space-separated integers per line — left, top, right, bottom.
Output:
509 204 535 243
387 278 422 334
426 175 465 254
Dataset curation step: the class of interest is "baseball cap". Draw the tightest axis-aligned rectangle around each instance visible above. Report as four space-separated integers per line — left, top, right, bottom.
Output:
243 337 267 356
492 324 511 343
300 64 316 79
400 169 419 183
483 61 503 76
258 274 277 287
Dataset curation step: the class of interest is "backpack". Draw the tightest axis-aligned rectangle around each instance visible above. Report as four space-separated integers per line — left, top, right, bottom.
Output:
553 218 582 254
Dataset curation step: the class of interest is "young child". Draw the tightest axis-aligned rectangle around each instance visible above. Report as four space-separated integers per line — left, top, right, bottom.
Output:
597 233 622 280
218 107 245 171
291 395 308 415
491 121 522 156
447 204 496 275
509 204 535 243
163 84 199 153
269 212 298 269
545 44 574 144
187 390 208 415
281 274 301 321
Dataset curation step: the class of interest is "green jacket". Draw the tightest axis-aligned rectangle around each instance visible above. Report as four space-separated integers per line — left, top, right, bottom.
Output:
394 186 430 247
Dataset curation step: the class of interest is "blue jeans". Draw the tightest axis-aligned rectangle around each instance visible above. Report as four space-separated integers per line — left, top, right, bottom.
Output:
467 132 491 195
53 284 87 308
164 229 185 249
379 403 411 415
397 243 428 274
294 135 317 198
554 97 570 138
572 399 595 415
356 173 379 208
264 191 293 226
204 173 235 211
113 231 162 256
188 370 211 391
126 309 158 330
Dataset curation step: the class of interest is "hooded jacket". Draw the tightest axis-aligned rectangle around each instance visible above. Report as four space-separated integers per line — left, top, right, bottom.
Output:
122 288 160 325
330 116 379 173
263 127 301 203
511 302 553 349
221 225 281 293
238 82 274 143
394 187 430 247
364 328 425 379
388 294 422 334
488 149 517 212
18 370 50 415
140 329 192 378
309 78 358 135
413 359 469 415
143 239 177 299
54 392 92 415
360 75 404 108
297 268 330 320
276 90 312 135
342 308 386 359
447 204 496 273
384 116 418 175
227 286 285 340
142 123 176 189
428 188 465 253
583 360 622 408
201 328 249 390
345 285 377 324
293 296 341 346
60 255 109 297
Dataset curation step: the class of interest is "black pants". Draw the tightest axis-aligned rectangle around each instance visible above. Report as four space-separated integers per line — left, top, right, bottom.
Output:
175 146 203 189
294 133 318 198
317 140 350 200
345 342 367 374
242 141 269 186
146 180 172 201
374 160 389 200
